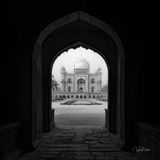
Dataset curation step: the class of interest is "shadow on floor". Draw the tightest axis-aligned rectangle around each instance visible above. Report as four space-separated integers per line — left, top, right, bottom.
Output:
18 126 146 160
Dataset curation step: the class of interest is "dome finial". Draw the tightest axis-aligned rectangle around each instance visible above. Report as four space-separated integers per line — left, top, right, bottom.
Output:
61 66 66 73
97 67 102 73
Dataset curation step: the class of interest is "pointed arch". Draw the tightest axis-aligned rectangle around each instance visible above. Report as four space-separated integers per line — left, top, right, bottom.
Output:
32 11 125 146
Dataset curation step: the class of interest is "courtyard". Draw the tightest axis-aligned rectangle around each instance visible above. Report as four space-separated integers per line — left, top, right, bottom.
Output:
52 99 108 127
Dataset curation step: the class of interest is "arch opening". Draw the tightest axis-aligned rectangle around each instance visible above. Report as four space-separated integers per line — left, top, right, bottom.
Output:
51 45 108 128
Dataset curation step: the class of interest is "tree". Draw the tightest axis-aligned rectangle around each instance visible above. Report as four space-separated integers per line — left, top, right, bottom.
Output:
101 85 108 93
52 75 59 91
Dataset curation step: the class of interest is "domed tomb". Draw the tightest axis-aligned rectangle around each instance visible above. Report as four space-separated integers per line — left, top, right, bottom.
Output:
74 58 90 73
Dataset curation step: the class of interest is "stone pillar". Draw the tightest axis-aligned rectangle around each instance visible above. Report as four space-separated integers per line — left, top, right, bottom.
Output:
85 74 88 92
88 74 90 93
51 109 55 130
61 75 66 92
100 73 102 90
75 76 77 92
97 73 102 92
104 108 108 128
96 74 98 92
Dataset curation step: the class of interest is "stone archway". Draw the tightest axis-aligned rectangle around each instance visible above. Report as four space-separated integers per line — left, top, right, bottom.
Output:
77 78 85 93
79 87 83 93
32 11 125 146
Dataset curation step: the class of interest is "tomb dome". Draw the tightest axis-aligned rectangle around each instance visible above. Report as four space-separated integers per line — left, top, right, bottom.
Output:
74 58 90 70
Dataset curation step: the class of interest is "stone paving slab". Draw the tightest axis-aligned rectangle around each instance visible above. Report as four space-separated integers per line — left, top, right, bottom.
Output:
18 127 140 160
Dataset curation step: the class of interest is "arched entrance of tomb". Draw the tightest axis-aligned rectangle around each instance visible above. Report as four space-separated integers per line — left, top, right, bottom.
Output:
79 87 84 93
32 11 125 146
77 78 85 93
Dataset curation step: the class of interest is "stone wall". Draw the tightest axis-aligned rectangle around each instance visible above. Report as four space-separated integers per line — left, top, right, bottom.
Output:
0 122 21 160
137 122 160 158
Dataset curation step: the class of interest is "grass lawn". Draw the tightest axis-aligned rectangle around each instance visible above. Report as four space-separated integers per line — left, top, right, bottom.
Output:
52 99 108 127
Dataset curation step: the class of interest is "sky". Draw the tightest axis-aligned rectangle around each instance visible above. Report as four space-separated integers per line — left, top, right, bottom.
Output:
52 47 108 87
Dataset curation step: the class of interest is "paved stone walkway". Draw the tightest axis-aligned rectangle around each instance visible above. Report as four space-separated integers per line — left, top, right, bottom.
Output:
18 127 142 160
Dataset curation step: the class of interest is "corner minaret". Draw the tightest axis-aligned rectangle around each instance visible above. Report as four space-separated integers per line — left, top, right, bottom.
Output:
61 66 66 92
97 67 102 92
